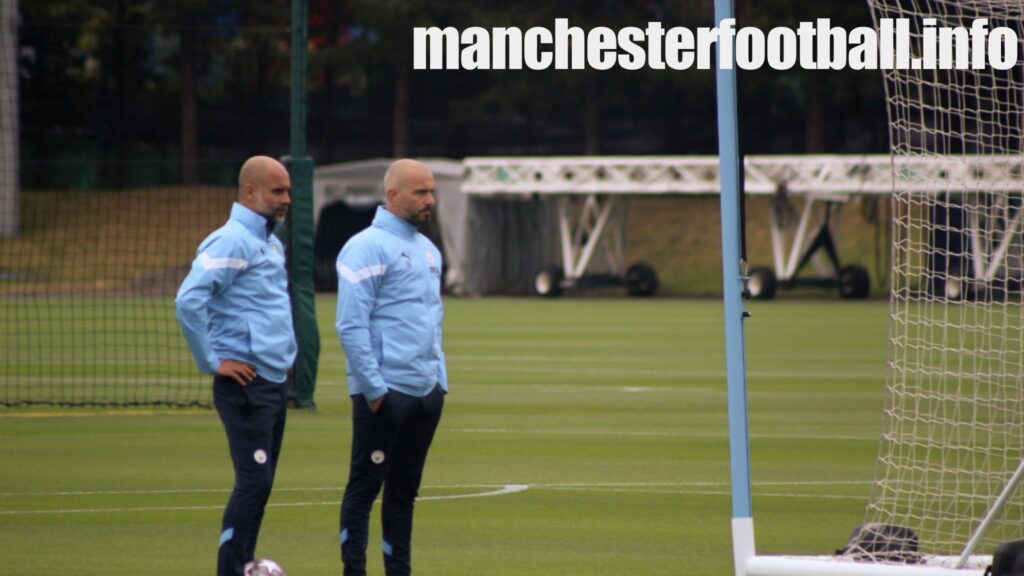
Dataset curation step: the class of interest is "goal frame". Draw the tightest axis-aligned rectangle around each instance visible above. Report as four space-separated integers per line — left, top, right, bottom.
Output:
714 1 1004 575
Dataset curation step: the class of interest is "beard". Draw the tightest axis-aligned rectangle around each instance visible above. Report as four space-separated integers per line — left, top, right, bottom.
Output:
400 206 432 227
413 210 432 226
255 198 287 223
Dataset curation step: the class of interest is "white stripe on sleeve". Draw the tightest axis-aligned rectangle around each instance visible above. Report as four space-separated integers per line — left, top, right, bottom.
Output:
338 263 387 284
198 252 249 271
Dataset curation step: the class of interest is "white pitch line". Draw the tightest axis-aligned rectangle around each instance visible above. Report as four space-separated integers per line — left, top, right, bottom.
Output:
0 482 870 516
450 427 876 441
450 352 883 364
543 487 867 501
528 481 869 488
451 363 883 380
544 485 864 500
0 484 537 499
0 484 530 516
0 425 876 442
423 484 529 500
0 480 871 499
0 486 334 498
0 481 880 516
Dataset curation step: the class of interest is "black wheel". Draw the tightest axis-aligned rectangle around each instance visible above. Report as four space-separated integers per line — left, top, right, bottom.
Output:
625 262 659 297
533 266 564 297
746 266 777 300
838 264 870 299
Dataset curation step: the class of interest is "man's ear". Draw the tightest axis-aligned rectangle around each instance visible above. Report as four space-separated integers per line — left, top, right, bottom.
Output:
385 188 397 203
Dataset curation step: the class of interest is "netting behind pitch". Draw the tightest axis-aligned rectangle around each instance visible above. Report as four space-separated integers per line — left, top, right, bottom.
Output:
863 0 1024 562
1 6 292 407
0 186 235 407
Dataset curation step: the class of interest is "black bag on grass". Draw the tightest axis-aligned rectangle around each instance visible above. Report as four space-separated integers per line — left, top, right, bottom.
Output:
986 540 1024 576
835 523 922 564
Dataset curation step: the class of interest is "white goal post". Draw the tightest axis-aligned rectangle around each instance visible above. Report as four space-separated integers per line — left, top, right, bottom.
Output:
718 1 1024 575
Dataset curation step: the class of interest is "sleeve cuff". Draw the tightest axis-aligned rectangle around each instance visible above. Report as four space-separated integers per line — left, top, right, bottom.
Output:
202 353 221 374
363 386 388 401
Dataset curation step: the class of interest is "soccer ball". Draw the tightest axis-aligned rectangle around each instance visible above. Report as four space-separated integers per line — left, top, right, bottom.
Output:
245 559 286 576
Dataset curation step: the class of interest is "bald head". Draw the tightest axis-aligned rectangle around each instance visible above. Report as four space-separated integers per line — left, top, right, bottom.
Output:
383 159 431 194
384 159 436 227
239 156 286 196
238 155 292 223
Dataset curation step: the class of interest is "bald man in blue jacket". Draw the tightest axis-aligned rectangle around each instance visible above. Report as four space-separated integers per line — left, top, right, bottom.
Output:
335 159 447 576
176 156 297 576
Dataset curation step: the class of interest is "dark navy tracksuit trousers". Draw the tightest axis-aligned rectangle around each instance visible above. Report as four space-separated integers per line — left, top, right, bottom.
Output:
340 384 445 576
213 374 288 576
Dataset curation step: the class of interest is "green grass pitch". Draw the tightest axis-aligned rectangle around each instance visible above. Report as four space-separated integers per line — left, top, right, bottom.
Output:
0 296 888 575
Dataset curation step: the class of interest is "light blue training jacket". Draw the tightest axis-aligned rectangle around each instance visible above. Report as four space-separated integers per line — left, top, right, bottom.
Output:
175 203 297 383
335 206 447 401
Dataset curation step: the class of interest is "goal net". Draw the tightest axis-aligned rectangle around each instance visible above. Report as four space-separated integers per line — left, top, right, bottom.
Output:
858 0 1024 568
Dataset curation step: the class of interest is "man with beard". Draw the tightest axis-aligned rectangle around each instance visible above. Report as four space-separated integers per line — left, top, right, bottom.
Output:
176 155 297 576
335 159 448 576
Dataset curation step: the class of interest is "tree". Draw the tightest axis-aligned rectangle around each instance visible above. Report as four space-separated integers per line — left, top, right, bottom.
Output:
349 0 484 157
726 0 885 153
152 0 238 184
20 0 159 189
308 0 360 160
1 0 16 234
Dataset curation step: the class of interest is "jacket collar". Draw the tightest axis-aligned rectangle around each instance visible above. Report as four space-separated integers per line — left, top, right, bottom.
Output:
373 205 418 239
230 202 275 241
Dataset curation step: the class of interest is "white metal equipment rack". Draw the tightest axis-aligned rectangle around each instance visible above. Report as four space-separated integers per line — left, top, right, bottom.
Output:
462 155 1024 298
